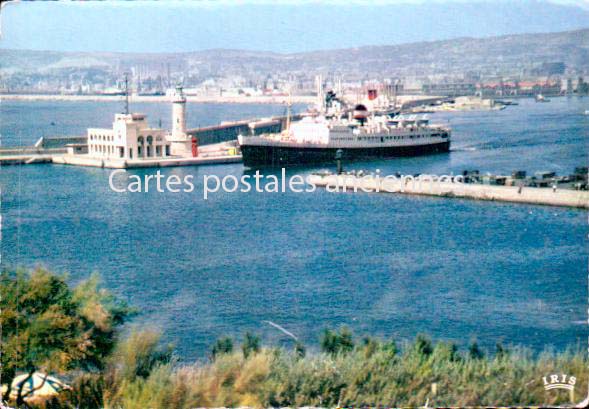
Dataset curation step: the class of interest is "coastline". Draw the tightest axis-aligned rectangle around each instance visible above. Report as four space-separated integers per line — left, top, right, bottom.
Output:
0 93 316 105
0 93 441 105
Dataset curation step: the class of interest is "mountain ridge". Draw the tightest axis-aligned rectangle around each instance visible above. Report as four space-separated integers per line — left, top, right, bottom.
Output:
1 28 587 89
1 28 587 57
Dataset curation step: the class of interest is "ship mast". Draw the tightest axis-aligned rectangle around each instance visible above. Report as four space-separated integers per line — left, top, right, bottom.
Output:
123 73 130 115
286 88 292 131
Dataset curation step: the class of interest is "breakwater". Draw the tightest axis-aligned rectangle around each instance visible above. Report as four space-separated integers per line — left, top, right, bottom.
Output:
308 173 589 209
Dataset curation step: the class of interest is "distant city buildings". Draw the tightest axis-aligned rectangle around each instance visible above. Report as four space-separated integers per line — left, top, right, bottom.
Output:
1 50 587 99
476 79 563 97
4 68 589 99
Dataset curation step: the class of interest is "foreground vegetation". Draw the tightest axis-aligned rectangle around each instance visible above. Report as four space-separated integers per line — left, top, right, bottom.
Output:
73 334 586 408
1 269 586 408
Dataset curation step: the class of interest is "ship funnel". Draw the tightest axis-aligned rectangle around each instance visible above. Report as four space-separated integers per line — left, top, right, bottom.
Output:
353 104 368 125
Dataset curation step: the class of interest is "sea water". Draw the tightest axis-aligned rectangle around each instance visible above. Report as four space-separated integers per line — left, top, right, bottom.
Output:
1 97 587 359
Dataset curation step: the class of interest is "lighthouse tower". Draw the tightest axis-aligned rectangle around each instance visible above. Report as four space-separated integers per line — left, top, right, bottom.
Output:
169 85 192 156
172 85 187 139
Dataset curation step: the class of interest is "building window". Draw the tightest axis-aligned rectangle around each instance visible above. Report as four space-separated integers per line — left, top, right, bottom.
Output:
165 145 170 156
138 146 142 156
156 146 161 156
119 147 124 158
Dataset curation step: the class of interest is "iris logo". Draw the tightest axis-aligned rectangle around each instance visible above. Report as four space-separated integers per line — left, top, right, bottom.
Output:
543 374 576 391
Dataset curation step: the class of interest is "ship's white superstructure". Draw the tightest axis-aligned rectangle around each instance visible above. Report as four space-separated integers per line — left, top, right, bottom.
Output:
238 112 451 167
239 114 450 149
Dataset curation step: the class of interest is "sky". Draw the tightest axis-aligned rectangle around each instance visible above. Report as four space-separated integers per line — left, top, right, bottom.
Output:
0 0 588 54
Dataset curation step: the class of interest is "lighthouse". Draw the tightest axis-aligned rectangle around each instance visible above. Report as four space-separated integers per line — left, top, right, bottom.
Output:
169 85 193 156
172 85 187 140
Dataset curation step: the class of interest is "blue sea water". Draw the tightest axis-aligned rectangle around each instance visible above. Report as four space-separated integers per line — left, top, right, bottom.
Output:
1 97 588 360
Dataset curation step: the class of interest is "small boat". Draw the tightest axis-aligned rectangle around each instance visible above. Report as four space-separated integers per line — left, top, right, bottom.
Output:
535 94 550 103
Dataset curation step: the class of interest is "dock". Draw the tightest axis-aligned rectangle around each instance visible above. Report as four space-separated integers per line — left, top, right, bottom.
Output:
1 141 242 168
51 153 242 168
0 153 241 168
308 173 589 209
0 154 55 165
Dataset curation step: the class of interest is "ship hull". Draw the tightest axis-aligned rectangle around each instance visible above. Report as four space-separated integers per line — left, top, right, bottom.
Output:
240 141 450 168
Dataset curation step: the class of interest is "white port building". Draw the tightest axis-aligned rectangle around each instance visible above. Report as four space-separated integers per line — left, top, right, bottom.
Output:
87 86 191 160
88 113 170 159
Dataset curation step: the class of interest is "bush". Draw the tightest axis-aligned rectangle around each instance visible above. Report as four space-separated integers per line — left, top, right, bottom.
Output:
0 268 132 406
320 327 354 355
241 332 261 359
211 336 234 360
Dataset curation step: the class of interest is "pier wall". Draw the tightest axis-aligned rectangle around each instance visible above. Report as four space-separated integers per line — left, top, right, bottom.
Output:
188 114 302 145
36 136 86 149
52 154 242 169
308 174 589 209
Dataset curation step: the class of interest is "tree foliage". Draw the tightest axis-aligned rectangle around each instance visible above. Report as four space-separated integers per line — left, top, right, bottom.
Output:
0 267 132 404
320 327 354 355
241 332 261 358
211 336 234 360
468 340 485 360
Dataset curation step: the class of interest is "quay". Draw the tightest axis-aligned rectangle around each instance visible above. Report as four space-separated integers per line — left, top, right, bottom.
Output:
308 173 589 209
0 141 241 169
0 154 54 165
51 155 242 169
52 142 242 169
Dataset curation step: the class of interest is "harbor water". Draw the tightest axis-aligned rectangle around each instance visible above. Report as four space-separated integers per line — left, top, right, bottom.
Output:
1 97 588 359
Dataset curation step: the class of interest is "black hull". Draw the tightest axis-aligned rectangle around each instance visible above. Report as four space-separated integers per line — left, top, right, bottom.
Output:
240 141 450 168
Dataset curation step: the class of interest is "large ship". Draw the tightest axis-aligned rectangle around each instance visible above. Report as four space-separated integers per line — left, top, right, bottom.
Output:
238 104 451 167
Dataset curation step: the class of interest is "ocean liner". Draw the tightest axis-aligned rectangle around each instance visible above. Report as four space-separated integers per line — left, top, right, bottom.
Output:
238 104 451 167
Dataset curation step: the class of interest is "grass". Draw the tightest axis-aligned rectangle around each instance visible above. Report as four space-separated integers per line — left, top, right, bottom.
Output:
60 331 587 408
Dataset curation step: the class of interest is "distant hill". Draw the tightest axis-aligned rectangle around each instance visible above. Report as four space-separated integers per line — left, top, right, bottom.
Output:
291 29 589 77
1 29 587 88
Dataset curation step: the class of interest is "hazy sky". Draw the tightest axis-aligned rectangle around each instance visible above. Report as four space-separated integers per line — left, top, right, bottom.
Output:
1 0 588 53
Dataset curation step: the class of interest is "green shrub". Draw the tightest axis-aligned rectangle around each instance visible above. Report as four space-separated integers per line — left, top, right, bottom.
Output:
0 268 132 406
241 332 261 359
320 326 354 355
211 336 234 360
